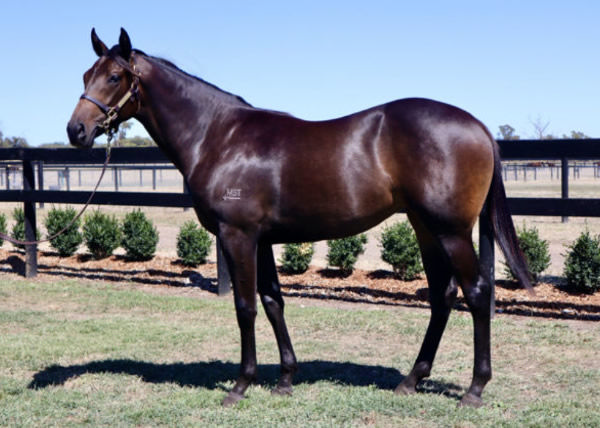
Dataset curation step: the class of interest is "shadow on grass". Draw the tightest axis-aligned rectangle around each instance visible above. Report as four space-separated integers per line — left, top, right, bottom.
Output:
27 359 462 400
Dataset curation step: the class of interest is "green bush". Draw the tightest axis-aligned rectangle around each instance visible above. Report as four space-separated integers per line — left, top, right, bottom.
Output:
82 210 122 259
380 221 423 280
44 206 83 257
563 230 600 293
11 207 40 250
279 242 314 274
121 209 159 261
0 213 7 247
327 234 367 275
503 224 550 283
176 221 212 266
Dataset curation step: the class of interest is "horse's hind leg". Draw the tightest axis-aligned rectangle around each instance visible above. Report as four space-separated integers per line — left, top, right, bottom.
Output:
257 243 298 395
438 234 492 408
395 219 457 395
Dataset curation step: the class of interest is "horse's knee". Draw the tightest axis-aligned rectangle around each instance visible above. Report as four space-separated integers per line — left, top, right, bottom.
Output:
235 300 257 327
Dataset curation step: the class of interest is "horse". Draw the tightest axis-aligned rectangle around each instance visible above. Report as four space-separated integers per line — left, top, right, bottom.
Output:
67 28 531 408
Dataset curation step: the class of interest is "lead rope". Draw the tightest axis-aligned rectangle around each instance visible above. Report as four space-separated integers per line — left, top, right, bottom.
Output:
0 133 113 247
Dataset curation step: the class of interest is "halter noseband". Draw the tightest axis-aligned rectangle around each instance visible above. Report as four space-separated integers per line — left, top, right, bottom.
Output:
80 57 142 137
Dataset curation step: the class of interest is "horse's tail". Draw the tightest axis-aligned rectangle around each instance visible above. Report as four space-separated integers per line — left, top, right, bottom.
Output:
486 141 534 292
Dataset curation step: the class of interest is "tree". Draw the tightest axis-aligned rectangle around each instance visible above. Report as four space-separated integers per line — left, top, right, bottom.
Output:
0 132 29 148
116 120 133 144
497 124 520 140
530 117 554 140
113 121 155 147
562 130 590 139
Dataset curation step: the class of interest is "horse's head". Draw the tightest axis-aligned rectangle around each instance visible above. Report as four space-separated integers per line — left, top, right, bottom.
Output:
67 28 141 148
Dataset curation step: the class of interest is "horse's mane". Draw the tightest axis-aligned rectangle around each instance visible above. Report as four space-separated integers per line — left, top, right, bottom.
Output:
130 49 252 107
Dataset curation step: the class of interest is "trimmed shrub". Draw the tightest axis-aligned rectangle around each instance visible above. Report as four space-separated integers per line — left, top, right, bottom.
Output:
563 230 600 293
327 234 367 275
121 209 159 261
503 224 550 283
279 242 314 274
0 213 7 247
82 210 122 259
176 221 212 266
11 207 40 250
380 221 423 280
45 206 83 257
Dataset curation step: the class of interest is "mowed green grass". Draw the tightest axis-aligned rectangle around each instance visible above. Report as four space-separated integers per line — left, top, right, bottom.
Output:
1 279 599 427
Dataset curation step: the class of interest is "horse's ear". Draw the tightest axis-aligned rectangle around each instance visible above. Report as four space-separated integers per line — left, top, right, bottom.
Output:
119 28 132 59
91 28 108 57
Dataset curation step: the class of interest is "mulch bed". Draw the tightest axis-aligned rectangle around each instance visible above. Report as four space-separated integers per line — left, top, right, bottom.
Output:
1 249 598 321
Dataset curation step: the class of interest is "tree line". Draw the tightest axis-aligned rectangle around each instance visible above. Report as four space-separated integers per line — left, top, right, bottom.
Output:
497 121 590 141
0 129 29 148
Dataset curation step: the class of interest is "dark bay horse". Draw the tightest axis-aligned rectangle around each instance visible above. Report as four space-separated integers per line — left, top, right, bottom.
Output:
67 28 531 408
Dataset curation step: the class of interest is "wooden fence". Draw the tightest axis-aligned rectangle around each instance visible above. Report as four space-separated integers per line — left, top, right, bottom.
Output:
0 139 599 296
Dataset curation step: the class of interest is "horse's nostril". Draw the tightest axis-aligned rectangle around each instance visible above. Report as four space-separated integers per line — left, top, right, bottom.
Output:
67 121 88 146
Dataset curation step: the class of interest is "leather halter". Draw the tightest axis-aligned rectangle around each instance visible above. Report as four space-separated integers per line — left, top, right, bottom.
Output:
80 58 141 136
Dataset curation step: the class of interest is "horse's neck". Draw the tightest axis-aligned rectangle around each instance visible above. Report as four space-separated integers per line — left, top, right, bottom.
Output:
134 56 246 177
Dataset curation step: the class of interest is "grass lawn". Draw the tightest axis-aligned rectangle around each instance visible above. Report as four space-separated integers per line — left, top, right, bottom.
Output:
1 279 599 427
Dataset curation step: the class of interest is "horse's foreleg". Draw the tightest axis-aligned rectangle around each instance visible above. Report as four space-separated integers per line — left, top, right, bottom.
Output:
218 232 259 407
257 243 297 396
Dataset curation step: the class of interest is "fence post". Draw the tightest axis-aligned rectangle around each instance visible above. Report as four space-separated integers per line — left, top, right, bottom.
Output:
216 238 232 296
152 168 157 190
479 201 495 317
37 161 44 209
65 167 70 191
23 160 38 278
561 157 569 223
113 167 119 191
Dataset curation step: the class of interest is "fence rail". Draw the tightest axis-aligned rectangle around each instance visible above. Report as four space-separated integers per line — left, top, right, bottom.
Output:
0 139 599 296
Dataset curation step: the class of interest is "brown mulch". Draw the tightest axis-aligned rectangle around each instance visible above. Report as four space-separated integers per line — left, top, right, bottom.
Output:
1 249 599 321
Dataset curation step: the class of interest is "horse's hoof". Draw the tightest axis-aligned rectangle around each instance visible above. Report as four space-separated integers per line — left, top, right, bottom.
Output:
458 393 484 408
394 382 416 396
222 391 245 407
272 385 293 396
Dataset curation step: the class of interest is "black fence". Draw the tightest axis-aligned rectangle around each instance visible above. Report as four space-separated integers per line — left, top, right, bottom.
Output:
0 140 599 295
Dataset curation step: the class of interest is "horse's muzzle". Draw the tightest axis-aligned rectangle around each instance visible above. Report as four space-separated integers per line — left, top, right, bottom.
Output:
67 121 97 148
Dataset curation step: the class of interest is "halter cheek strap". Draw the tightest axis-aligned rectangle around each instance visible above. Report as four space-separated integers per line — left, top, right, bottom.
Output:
79 59 142 135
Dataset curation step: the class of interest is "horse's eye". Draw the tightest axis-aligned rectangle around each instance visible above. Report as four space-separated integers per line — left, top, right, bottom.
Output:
108 74 120 84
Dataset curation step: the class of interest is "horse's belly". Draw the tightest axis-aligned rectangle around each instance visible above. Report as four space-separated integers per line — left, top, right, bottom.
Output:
267 186 398 243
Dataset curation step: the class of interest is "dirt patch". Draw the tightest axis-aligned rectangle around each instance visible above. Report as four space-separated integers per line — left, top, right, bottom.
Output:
1 248 598 322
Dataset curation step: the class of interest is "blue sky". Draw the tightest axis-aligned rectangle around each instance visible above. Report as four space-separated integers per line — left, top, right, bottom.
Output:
1 1 599 146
